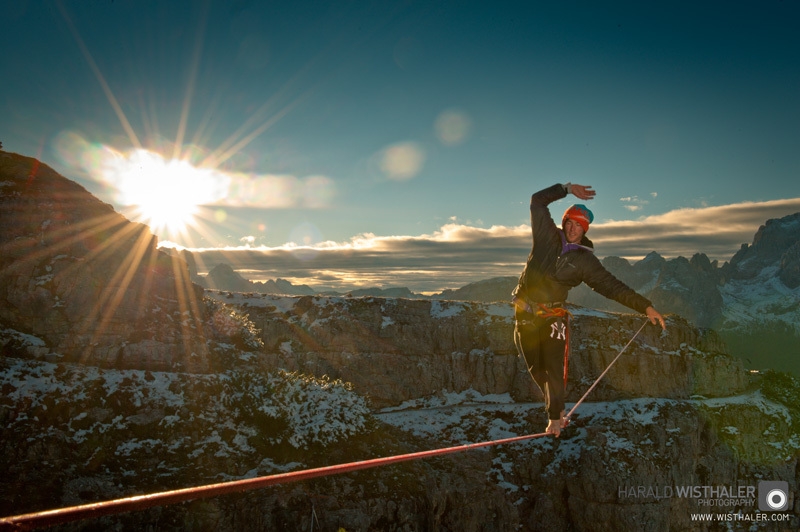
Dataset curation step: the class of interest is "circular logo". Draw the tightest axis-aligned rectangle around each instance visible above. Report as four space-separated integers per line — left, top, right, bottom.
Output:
766 488 788 511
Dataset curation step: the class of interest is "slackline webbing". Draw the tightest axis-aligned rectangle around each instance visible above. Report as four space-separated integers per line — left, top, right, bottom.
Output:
0 431 550 530
0 318 651 531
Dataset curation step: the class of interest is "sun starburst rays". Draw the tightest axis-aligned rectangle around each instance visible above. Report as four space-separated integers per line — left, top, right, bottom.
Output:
55 0 305 241
46 1 323 366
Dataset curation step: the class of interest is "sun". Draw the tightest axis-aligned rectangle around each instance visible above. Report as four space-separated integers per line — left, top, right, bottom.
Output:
104 148 228 234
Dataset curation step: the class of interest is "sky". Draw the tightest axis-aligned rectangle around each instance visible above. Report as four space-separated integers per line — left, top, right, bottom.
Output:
2 0 799 293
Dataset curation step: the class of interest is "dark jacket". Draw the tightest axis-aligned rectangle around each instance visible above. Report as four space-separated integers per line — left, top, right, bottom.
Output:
514 183 652 314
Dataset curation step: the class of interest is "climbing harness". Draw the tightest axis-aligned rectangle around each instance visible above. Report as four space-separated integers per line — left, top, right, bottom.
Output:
0 318 652 531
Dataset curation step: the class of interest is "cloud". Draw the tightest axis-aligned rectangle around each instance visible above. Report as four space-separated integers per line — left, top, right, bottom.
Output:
595 198 800 260
223 172 336 208
620 195 649 212
177 198 800 293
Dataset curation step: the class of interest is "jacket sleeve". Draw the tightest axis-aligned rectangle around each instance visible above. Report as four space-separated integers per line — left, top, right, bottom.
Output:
515 183 571 303
528 182 568 250
531 183 568 218
580 254 653 314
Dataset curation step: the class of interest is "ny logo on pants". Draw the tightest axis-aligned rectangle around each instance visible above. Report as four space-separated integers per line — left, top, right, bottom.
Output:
550 321 566 340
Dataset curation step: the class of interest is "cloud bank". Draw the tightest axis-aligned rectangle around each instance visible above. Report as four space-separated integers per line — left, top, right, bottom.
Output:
173 198 800 294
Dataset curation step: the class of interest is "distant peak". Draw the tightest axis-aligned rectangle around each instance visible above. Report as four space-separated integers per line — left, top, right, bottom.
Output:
641 251 665 263
209 263 236 274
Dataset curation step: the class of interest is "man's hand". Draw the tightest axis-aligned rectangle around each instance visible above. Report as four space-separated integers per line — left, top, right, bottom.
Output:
546 418 561 438
568 183 596 201
646 306 666 330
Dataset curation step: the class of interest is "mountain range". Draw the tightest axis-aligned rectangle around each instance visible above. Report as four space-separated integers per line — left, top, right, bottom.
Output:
180 213 800 376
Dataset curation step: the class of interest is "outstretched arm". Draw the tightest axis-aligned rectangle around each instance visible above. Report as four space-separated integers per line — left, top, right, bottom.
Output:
581 255 667 330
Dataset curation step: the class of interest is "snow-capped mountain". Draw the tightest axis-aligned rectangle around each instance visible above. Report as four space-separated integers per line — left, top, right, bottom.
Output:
567 213 800 374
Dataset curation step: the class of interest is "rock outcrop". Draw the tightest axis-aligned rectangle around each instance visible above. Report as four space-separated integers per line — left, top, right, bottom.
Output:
779 240 800 289
0 152 211 371
724 213 800 282
216 293 744 408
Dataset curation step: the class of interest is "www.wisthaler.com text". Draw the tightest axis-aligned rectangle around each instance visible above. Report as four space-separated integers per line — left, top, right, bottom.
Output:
691 512 793 523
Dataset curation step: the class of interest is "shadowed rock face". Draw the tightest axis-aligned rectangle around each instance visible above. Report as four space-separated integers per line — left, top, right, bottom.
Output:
779 240 800 289
728 213 800 281
0 151 209 371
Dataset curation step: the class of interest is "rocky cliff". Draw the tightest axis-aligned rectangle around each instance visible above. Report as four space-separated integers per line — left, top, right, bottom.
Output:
219 292 744 408
2 290 798 531
0 152 218 372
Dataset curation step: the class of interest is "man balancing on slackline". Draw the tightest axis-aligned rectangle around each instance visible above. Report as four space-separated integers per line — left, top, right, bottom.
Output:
512 182 666 437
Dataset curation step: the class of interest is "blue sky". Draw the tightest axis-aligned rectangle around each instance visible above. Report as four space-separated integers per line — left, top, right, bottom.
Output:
2 1 799 292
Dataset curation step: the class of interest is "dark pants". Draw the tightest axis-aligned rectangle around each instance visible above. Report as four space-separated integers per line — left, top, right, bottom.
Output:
514 314 568 420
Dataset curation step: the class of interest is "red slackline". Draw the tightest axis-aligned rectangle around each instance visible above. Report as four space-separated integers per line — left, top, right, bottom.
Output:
0 431 549 530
